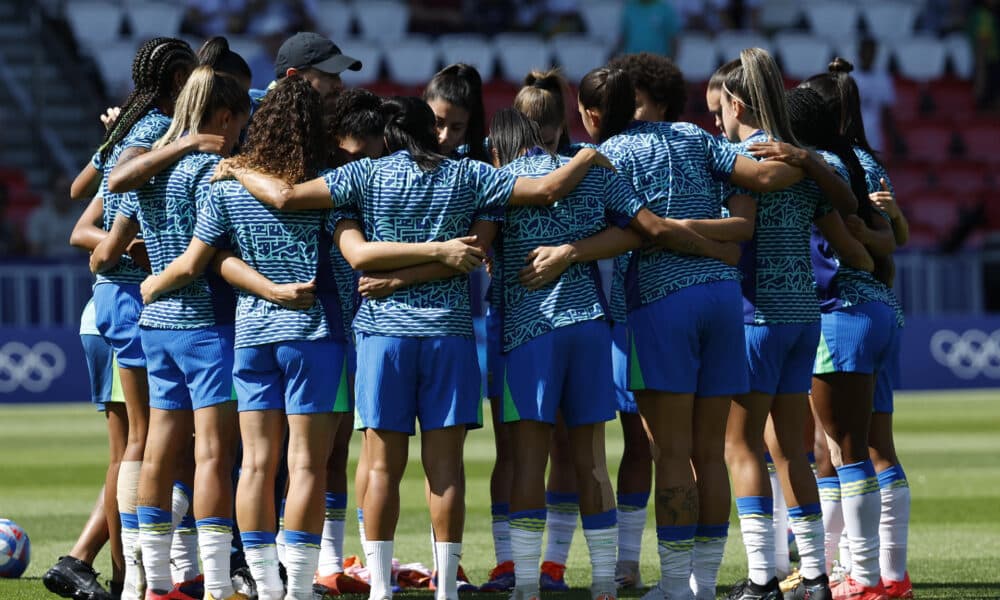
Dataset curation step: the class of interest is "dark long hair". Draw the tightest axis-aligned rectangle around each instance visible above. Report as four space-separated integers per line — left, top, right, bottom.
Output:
489 108 550 167
381 97 447 171
98 37 196 163
786 87 875 226
578 67 635 143
227 76 326 183
608 52 687 122
801 58 883 167
198 36 252 84
423 63 488 162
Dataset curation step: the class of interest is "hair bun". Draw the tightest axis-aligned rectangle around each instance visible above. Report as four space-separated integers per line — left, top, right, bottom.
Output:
828 57 854 74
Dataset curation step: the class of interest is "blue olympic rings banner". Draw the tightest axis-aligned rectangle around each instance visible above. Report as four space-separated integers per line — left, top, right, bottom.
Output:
0 327 89 404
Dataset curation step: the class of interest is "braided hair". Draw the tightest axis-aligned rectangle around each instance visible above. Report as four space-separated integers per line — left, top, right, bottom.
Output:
97 37 196 163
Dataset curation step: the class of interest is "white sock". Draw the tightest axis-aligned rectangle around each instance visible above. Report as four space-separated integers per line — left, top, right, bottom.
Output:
510 510 544 594
789 505 826 580
430 525 438 573
318 493 348 576
818 477 844 575
284 530 322 600
543 493 578 565
170 483 191 528
364 540 394 600
434 542 462 600
582 523 617 583
690 524 728 600
120 514 142 600
242 532 284 600
616 502 647 564
357 508 367 544
491 503 512 564
276 500 287 565
878 466 911 582
737 497 775 586
197 519 235 599
137 506 174 593
656 525 696 599
838 461 881 587
770 467 790 579
170 515 200 583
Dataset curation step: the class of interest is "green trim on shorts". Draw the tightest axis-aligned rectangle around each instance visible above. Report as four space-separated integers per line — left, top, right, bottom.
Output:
629 333 646 391
502 374 520 423
229 384 238 401
333 355 351 413
109 354 126 404
814 331 835 375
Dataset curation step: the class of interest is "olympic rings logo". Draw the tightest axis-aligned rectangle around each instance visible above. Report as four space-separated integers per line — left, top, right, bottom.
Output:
0 341 67 393
929 329 1000 380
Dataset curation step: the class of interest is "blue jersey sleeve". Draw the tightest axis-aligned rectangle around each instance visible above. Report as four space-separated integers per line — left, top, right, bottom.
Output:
122 119 168 151
325 208 362 235
118 194 140 221
602 170 644 229
322 161 370 210
194 183 231 248
464 159 516 211
90 150 102 171
704 129 738 182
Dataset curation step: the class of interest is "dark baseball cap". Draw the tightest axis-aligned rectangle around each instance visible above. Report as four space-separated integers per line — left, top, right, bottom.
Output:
274 32 362 79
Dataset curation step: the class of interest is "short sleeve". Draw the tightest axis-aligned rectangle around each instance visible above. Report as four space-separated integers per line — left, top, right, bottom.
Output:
704 130 738 182
326 208 362 235
90 150 103 171
322 161 370 210
602 171 644 229
464 159 516 211
118 194 140 221
194 183 230 248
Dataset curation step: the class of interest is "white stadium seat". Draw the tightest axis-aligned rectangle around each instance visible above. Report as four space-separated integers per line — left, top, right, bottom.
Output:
126 1 185 39
758 0 803 30
383 36 439 86
353 0 409 43
493 33 553 84
833 37 891 72
578 0 624 46
339 38 382 86
65 1 123 52
674 34 718 82
224 36 265 66
944 32 974 79
436 34 497 81
550 34 609 83
774 32 832 80
94 41 136 98
714 31 773 64
893 36 947 82
861 2 919 42
803 1 860 41
315 0 353 41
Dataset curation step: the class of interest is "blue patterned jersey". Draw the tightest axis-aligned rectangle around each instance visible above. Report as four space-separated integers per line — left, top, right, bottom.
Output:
497 153 643 351
318 210 362 343
810 152 894 313
599 121 739 311
855 146 905 327
322 151 517 337
119 152 235 329
730 131 834 324
91 109 172 286
194 180 331 348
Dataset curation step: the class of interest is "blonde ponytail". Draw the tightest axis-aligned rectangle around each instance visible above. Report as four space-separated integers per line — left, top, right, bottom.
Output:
153 65 216 149
722 48 799 146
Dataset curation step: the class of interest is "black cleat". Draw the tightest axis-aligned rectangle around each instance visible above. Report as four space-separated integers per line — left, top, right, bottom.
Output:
787 574 832 600
42 555 112 600
727 577 781 600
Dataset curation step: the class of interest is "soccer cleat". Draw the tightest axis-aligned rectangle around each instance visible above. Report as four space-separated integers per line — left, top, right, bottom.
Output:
725 577 781 600
43 555 113 600
780 570 802 594
479 561 516 592
787 574 833 600
109 580 124 600
830 561 849 585
314 571 372 595
171 575 204 599
429 565 477 593
881 573 913 599
591 578 617 600
639 581 668 600
144 588 199 599
229 565 256 599
615 559 643 589
539 561 569 592
205 594 249 600
831 576 889 600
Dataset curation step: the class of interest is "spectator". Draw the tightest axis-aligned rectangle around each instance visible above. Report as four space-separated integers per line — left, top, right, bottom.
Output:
969 0 1000 111
621 0 680 56
672 0 727 32
26 174 81 258
851 38 897 152
409 0 466 34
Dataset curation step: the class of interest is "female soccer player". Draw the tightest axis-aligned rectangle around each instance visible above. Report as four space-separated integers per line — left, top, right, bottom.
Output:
755 86 898 600
425 63 489 162
69 37 197 600
90 67 250 600
711 49 874 600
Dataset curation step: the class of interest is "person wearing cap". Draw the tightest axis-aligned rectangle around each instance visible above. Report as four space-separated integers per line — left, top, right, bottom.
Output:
249 31 362 113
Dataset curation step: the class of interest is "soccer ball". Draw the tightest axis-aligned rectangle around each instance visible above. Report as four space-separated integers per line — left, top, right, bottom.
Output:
0 518 30 578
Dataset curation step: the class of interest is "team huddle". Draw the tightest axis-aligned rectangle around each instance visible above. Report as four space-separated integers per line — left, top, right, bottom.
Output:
52 27 912 600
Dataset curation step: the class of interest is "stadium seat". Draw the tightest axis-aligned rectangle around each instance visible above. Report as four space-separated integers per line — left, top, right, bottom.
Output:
93 41 136 97
436 34 497 81
905 193 960 237
902 124 957 163
353 0 409 42
774 32 833 80
315 0 354 41
714 31 773 64
893 36 947 83
928 78 976 117
674 34 718 82
578 0 624 46
884 162 929 198
64 1 123 52
931 162 989 196
861 2 919 42
125 2 185 39
833 36 891 72
944 33 974 80
383 36 439 87
493 33 553 84
225 36 265 68
803 2 860 41
758 0 803 30
957 122 1000 165
339 39 383 86
550 34 610 83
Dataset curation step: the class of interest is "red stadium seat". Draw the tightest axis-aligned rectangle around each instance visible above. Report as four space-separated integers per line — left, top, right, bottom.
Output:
903 193 960 238
930 161 990 197
957 121 1000 165
884 162 930 198
892 81 922 123
929 78 976 117
901 124 957 162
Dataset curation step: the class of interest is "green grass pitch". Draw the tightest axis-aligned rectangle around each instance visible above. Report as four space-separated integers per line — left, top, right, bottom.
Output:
1 391 998 599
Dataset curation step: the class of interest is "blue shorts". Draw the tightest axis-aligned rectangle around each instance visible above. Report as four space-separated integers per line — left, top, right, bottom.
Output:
485 306 504 399
93 283 145 369
354 333 481 434
346 342 357 376
234 339 351 415
611 323 636 414
745 322 821 395
502 320 616 427
81 334 114 411
873 325 902 413
141 326 236 411
814 302 896 375
628 280 749 397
